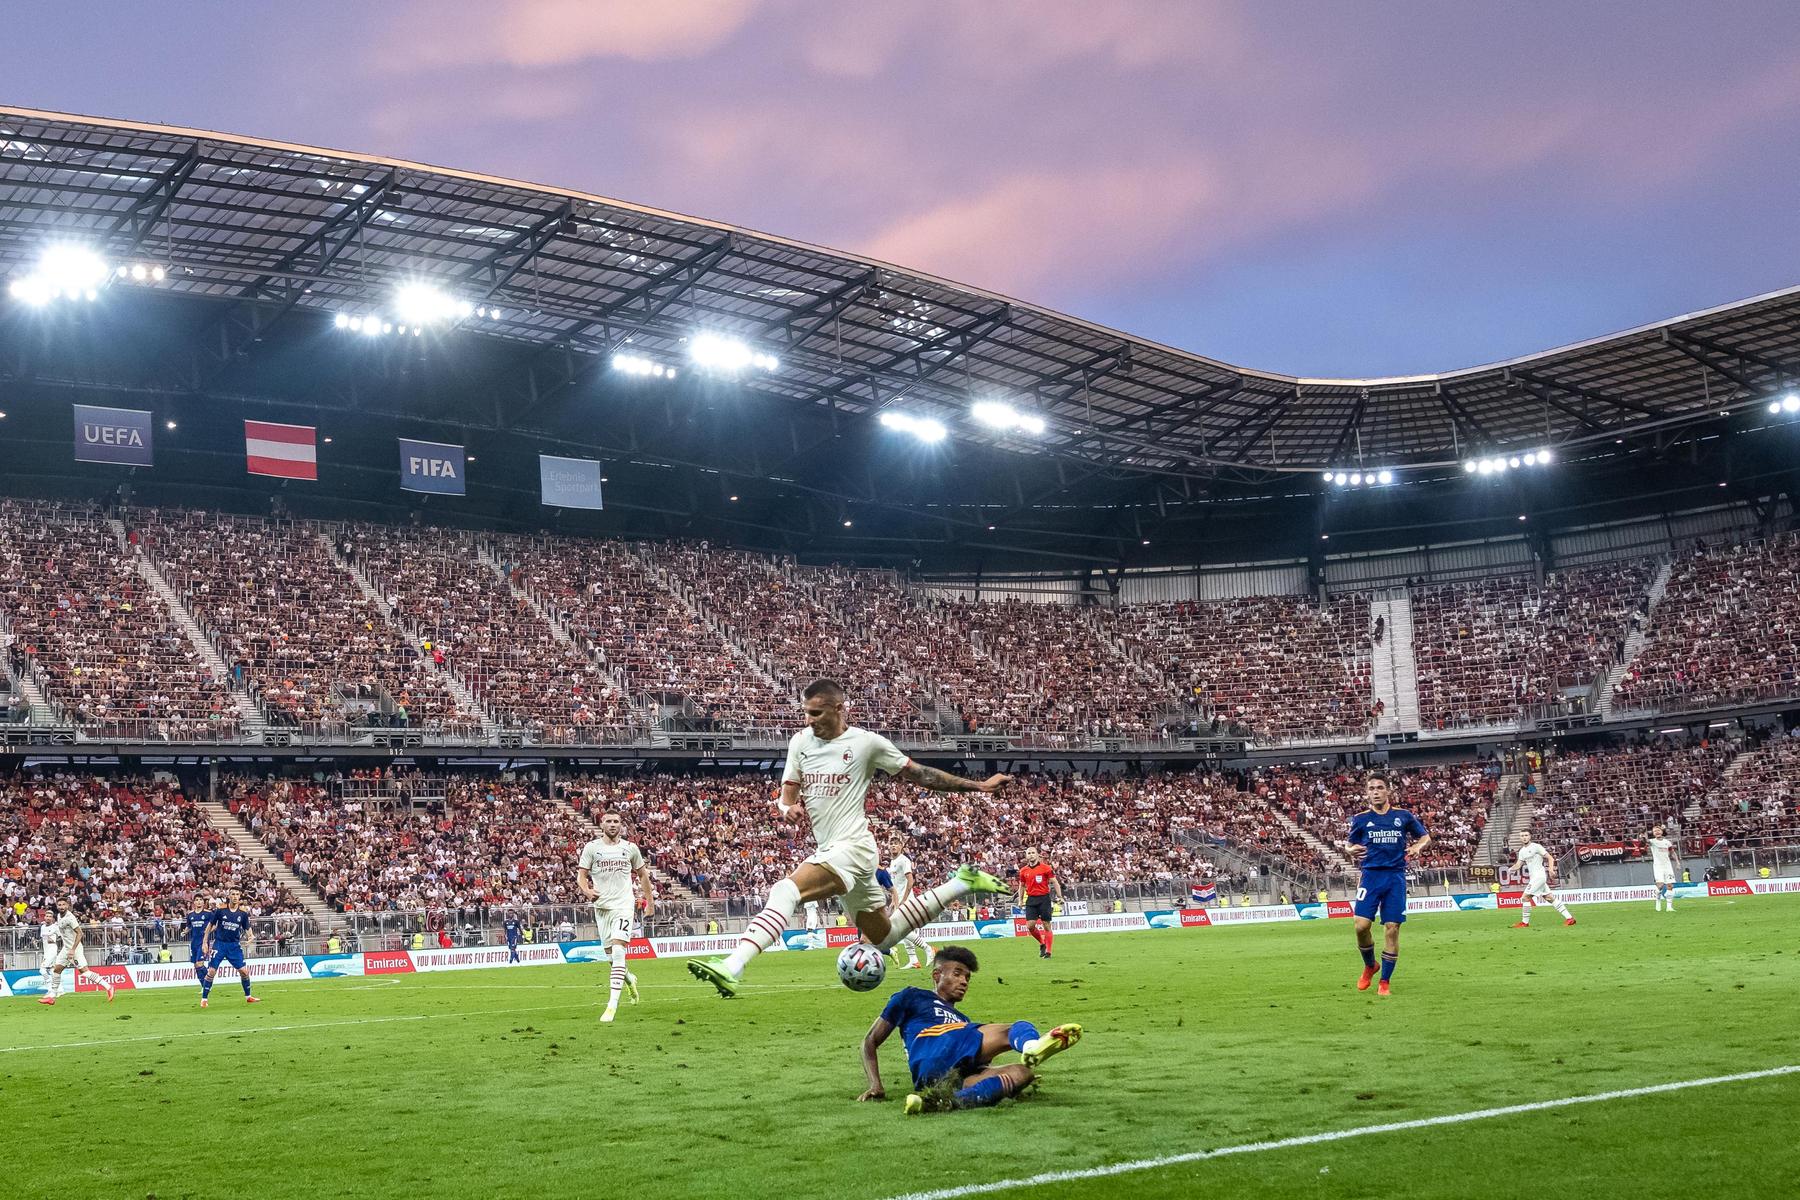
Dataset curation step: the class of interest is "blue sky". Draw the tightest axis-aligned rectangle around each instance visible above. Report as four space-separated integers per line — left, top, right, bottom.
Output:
5 0 1798 377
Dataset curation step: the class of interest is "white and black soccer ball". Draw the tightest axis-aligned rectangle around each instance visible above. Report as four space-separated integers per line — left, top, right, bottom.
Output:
836 943 887 992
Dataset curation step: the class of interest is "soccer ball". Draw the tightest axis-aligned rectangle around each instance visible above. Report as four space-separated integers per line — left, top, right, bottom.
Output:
836 943 887 992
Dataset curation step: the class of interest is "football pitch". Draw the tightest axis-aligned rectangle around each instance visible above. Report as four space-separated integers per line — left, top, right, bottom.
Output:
5 897 1799 1199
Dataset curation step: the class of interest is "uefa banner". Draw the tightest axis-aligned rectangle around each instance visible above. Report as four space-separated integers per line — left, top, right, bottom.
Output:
73 404 154 466
540 454 604 509
399 438 466 495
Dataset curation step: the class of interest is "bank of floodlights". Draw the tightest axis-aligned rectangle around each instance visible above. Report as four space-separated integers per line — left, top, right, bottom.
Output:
689 333 778 373
1323 468 1395 487
878 410 948 444
1462 448 1555 476
611 352 676 379
331 282 501 337
1766 393 1800 416
970 400 1047 435
7 244 114 305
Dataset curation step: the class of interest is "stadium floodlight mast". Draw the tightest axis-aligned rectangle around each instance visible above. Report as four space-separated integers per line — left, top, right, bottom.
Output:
688 332 778 373
878 411 948 443
970 400 1047 435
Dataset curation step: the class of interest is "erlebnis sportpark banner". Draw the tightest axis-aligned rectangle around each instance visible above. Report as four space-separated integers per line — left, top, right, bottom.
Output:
539 454 604 509
73 404 153 466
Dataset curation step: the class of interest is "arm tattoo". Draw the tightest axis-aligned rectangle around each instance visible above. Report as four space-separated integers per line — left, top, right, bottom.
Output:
899 762 974 792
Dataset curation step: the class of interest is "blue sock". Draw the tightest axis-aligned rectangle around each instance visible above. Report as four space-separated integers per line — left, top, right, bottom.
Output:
1380 952 1397 983
953 1076 1010 1109
201 974 213 999
193 963 207 986
241 975 253 996
1007 1021 1039 1053
1359 944 1376 969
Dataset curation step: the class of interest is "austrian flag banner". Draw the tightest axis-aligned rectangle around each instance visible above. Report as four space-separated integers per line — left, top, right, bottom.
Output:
244 420 318 480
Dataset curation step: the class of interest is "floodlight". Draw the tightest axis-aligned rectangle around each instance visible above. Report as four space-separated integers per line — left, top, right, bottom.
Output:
1784 394 1800 414
1350 472 1363 486
1376 470 1393 485
1463 460 1477 473
879 411 948 443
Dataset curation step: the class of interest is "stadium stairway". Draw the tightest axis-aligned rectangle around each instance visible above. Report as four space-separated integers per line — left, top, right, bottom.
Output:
319 529 502 739
474 541 650 726
1477 773 1527 868
1370 591 1421 733
3 648 60 724
632 546 797 706
196 798 346 935
1596 559 1672 719
1271 810 1354 873
114 518 269 740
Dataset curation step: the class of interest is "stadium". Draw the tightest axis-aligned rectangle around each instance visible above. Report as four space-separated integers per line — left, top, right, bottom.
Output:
2 91 1798 1200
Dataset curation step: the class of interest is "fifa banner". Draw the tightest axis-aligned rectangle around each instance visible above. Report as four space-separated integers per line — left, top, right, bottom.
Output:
399 438 466 496
539 454 604 509
9 881 1800 998
73 404 154 466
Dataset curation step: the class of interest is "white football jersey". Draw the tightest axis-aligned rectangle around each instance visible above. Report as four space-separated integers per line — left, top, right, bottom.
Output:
40 921 62 955
577 837 644 910
888 853 915 900
781 725 910 848
1647 837 1677 873
1516 842 1550 882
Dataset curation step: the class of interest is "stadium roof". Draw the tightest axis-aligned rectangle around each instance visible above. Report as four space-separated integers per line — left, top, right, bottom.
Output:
2 106 1798 567
5 106 1800 475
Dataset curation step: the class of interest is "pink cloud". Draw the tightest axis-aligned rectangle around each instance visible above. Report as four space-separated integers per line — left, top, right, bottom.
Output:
389 0 765 69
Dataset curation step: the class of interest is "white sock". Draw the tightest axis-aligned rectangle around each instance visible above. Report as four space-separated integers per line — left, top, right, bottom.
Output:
722 878 801 977
1518 903 1531 926
81 970 108 988
1653 899 1662 910
45 970 61 998
1551 897 1572 920
878 878 970 952
606 944 627 1011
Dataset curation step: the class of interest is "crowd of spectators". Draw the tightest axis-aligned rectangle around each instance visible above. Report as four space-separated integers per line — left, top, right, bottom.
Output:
1612 536 1800 715
1691 732 1800 848
1107 594 1373 741
225 774 593 912
136 510 471 733
341 524 633 739
502 535 791 732
0 772 296 926
1528 740 1737 860
1412 562 1653 729
0 501 238 739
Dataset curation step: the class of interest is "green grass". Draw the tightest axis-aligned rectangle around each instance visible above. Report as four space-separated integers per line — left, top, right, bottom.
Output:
5 896 1800 1199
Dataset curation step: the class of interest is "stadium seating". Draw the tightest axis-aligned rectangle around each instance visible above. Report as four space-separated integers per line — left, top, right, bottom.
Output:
0 773 296 925
340 524 635 740
1528 741 1737 858
499 535 791 732
1692 735 1800 848
0 501 238 740
136 511 475 735
1411 562 1653 729
225 774 595 912
1107 594 1373 741
1613 536 1800 714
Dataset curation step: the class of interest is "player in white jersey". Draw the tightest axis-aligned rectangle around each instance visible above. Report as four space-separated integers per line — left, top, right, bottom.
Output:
576 810 655 1023
885 837 933 969
803 900 822 932
1646 824 1680 912
690 678 1012 998
1510 833 1575 929
38 899 117 1004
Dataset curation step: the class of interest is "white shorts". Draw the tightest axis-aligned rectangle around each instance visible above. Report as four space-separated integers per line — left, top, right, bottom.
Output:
593 903 632 945
48 945 88 971
1653 867 1676 885
804 837 886 917
1523 878 1554 900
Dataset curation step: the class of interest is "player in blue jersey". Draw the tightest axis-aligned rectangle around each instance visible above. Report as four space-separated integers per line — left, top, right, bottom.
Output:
185 897 215 990
502 911 523 963
200 891 262 1008
1345 773 1431 996
857 945 1082 1114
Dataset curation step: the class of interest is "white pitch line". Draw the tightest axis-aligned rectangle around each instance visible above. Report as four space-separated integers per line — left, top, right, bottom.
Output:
880 1064 1800 1200
0 1000 594 1055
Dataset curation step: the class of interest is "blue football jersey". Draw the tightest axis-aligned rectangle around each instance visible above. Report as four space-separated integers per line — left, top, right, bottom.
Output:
210 907 251 944
503 918 521 942
1348 808 1427 871
876 868 894 890
186 911 212 946
880 986 974 1056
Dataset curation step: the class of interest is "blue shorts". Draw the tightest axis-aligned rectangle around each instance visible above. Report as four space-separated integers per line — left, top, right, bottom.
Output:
1353 871 1408 925
908 1024 987 1088
208 944 247 971
189 943 207 965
